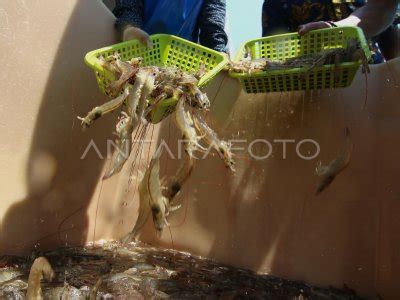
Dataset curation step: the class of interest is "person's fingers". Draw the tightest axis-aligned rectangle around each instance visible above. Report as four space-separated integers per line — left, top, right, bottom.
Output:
122 26 153 48
298 21 331 36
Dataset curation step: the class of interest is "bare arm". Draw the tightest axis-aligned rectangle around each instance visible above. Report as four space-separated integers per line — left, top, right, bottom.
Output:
299 0 398 38
335 0 397 37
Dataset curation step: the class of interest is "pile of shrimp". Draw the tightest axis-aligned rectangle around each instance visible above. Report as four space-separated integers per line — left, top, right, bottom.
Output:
230 39 370 80
77 54 235 242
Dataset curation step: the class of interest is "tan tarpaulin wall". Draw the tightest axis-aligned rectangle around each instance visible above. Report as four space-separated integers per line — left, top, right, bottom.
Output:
1 1 399 299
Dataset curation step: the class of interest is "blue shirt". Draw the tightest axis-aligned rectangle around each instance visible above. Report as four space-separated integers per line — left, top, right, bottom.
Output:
114 0 228 52
143 0 203 42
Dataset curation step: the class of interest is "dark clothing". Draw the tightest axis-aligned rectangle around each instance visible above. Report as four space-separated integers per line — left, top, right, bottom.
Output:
113 0 228 52
261 0 364 36
261 0 388 63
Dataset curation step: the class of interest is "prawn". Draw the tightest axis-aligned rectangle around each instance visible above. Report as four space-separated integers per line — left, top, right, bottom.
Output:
184 83 210 109
175 97 206 158
26 257 54 300
163 152 194 202
108 59 137 93
121 150 164 242
147 150 170 233
144 86 183 122
137 71 156 123
193 113 235 172
103 112 136 180
77 86 130 129
127 69 148 117
98 54 121 75
315 127 353 195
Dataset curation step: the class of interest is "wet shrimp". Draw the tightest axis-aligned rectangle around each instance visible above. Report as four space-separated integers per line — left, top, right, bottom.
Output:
315 127 353 195
193 113 235 171
175 97 206 158
103 112 136 180
138 71 156 122
163 152 194 202
122 151 167 242
194 63 207 80
121 169 151 243
98 54 121 75
147 150 171 233
108 59 137 93
127 69 147 117
77 86 130 129
184 82 210 109
27 257 54 299
145 85 183 121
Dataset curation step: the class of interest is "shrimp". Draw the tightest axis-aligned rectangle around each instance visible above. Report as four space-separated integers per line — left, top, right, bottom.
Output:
194 63 207 80
175 97 206 158
108 59 137 93
77 86 130 128
127 69 147 117
163 152 194 202
121 151 164 242
26 257 54 300
89 278 103 300
103 112 136 180
184 83 210 109
315 127 353 195
121 168 151 243
128 57 143 68
98 54 121 75
147 150 172 233
145 86 183 122
138 72 156 122
193 113 235 171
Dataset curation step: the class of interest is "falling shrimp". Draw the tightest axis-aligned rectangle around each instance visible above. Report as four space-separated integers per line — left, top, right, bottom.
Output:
121 168 151 243
315 127 353 195
175 96 206 158
103 112 136 180
147 149 171 233
193 113 235 172
121 150 165 242
26 257 54 299
77 86 130 128
163 151 194 203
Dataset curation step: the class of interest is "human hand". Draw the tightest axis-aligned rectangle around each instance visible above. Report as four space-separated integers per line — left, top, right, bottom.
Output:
122 25 153 48
298 21 336 36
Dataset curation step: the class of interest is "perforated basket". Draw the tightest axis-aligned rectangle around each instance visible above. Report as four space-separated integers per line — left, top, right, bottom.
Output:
229 27 371 94
85 34 228 122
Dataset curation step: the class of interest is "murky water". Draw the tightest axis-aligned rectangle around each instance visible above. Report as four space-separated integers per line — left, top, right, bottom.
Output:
1 241 363 299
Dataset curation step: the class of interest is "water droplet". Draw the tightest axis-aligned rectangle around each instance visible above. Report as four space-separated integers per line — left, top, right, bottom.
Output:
119 220 124 225
123 202 128 207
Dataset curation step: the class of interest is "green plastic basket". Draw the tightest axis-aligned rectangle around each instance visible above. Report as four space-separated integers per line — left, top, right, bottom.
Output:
229 27 371 94
85 34 228 122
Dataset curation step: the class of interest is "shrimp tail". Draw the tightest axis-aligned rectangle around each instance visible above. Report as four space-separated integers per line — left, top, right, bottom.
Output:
27 257 54 299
